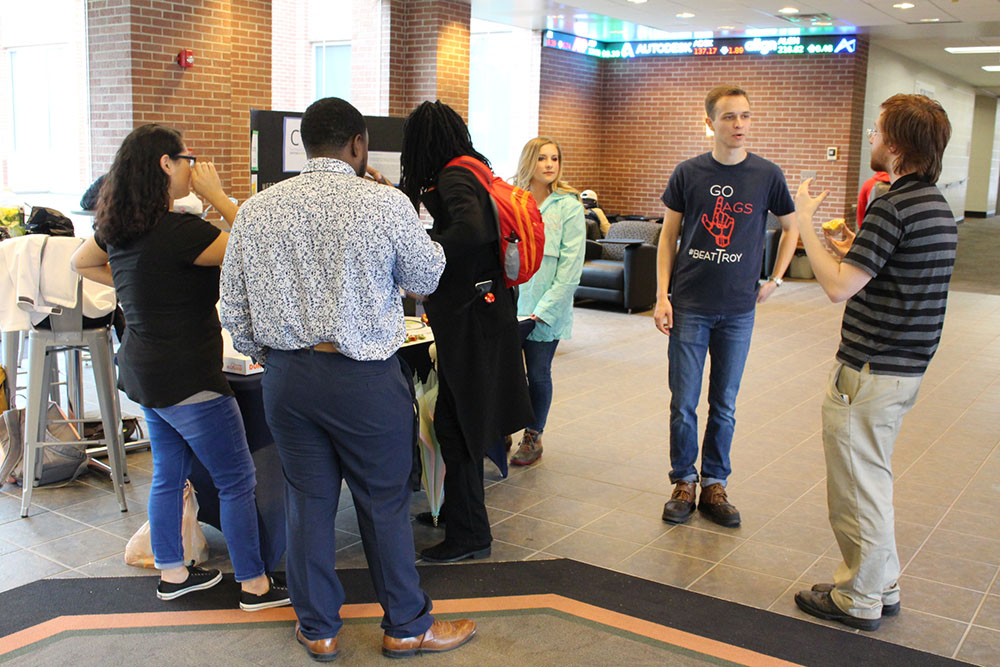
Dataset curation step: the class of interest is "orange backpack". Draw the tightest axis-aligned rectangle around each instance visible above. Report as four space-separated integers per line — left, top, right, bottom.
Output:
445 156 545 288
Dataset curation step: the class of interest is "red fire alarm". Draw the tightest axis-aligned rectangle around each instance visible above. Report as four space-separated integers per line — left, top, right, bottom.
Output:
176 49 194 69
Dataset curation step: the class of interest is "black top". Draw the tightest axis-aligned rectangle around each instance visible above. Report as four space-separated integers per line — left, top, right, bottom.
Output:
662 152 795 315
98 212 233 407
420 166 533 459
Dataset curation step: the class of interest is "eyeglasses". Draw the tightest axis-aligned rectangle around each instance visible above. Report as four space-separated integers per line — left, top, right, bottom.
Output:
172 154 197 164
866 128 880 140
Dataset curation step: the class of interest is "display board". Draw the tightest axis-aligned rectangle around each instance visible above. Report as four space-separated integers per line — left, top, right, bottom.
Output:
542 30 858 60
249 109 405 193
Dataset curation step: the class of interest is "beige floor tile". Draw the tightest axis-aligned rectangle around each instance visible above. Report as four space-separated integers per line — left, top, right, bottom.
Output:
22 481 112 513
650 524 744 561
54 493 144 527
897 574 987 622
940 509 1000 542
0 494 45 524
721 540 819 581
616 547 715 588
616 491 670 518
30 528 127 569
520 496 610 529
481 539 538 563
689 564 792 609
546 531 643 568
874 608 969 659
96 512 149 540
903 550 999 592
921 528 1000 566
76 553 156 578
483 482 548 513
974 594 1000 631
0 549 69 593
891 500 949 527
488 515 575 552
581 509 675 544
749 517 835 555
0 511 90 548
956 626 1000 667
0 537 20 557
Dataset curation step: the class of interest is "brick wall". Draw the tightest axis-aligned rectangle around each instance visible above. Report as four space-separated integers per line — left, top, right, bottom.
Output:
271 0 309 112
88 0 270 203
537 47 603 195
540 40 870 229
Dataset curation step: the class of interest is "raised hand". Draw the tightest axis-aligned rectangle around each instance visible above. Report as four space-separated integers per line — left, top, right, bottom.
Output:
701 195 735 247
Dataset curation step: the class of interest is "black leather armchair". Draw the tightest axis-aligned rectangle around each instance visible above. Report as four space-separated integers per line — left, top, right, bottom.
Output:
575 219 661 312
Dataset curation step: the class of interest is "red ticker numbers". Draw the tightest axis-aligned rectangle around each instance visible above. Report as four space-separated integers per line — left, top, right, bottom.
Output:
693 46 718 56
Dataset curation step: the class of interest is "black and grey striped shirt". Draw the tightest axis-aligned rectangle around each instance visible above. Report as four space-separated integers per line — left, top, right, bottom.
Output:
837 174 957 376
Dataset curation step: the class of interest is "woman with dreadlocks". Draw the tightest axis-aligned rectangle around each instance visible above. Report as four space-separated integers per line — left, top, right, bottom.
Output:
400 101 533 563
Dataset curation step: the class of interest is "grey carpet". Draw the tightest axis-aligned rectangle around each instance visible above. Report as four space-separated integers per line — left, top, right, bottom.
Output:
952 216 1000 295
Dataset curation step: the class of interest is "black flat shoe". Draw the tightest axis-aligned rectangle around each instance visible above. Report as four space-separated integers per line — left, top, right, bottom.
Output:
420 540 491 563
415 511 445 528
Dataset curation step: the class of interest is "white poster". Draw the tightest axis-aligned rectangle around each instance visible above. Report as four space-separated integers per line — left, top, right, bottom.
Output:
250 130 259 172
282 116 306 173
368 151 401 184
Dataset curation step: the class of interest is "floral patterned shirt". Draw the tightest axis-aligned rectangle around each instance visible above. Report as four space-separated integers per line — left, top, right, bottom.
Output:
220 158 445 364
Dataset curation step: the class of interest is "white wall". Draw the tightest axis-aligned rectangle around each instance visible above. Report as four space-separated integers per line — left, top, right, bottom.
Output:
468 20 540 181
966 95 1000 216
862 43 975 220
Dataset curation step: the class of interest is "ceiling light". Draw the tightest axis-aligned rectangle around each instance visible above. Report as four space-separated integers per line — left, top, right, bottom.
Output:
627 0 648 4
813 21 832 26
892 2 914 9
718 25 736 30
982 66 1000 72
676 12 695 18
778 7 800 14
919 18 940 22
945 46 1000 54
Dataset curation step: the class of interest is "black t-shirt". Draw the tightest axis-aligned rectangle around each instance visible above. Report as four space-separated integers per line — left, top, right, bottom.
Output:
98 212 232 407
662 152 794 314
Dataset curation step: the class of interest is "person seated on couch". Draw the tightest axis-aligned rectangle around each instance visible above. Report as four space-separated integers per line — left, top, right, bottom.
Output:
581 189 611 237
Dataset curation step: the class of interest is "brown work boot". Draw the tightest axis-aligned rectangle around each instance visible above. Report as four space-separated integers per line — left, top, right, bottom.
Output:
382 619 476 658
510 429 542 466
698 483 741 527
661 481 696 524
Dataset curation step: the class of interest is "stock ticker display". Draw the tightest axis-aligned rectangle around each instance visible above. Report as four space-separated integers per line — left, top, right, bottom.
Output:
542 31 858 60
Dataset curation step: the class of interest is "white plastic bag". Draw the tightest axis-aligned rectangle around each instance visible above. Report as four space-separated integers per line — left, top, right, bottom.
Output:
125 479 209 568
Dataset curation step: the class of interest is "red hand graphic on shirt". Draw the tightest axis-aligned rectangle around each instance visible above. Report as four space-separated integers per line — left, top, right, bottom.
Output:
701 196 734 248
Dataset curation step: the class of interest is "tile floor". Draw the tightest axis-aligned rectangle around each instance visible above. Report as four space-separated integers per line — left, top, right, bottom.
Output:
1 281 998 665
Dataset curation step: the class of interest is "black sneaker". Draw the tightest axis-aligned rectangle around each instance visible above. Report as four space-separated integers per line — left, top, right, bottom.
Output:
156 565 223 600
240 575 292 611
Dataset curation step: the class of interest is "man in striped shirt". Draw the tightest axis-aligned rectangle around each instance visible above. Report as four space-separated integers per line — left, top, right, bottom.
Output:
790 94 955 631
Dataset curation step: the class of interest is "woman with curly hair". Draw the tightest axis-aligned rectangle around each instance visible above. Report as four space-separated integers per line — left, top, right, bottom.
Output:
509 137 586 466
71 124 288 610
400 101 533 563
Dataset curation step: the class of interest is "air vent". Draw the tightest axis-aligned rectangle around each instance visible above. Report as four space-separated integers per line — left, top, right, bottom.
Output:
776 12 834 24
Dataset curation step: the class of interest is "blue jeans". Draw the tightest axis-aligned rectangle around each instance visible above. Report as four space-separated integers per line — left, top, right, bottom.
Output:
667 307 755 487
523 339 559 433
262 349 433 641
143 395 265 582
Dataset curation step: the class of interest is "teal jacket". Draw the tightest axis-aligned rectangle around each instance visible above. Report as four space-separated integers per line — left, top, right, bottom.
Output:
517 190 586 341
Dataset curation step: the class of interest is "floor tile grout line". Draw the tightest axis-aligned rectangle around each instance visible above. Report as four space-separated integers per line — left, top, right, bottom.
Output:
951 566 1000 660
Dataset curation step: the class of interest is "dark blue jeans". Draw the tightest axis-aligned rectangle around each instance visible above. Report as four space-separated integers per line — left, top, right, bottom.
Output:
143 395 265 581
523 339 559 433
667 307 755 487
262 349 433 641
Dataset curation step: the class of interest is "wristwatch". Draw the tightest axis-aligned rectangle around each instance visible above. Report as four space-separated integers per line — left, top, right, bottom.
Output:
769 276 783 287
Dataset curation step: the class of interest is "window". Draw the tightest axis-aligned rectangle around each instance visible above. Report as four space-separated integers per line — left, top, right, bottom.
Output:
314 42 351 102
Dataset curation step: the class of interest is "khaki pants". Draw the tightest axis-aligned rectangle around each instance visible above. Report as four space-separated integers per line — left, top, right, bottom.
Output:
821 362 923 620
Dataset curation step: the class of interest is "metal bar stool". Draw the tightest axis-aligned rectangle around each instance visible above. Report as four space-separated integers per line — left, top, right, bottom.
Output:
20 281 129 517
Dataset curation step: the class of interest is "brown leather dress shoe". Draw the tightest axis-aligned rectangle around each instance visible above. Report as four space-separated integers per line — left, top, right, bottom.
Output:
661 481 696 524
811 583 900 616
382 619 476 658
296 622 339 662
697 483 741 527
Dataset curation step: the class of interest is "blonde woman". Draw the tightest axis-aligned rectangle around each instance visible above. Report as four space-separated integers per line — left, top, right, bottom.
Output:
510 137 587 465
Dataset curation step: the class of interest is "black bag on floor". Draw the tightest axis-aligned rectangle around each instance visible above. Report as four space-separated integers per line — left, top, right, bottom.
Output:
25 207 74 237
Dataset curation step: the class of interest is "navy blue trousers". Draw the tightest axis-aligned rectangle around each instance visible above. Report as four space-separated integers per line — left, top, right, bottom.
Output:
261 349 433 640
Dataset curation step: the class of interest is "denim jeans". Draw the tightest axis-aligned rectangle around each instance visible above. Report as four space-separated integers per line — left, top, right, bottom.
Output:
523 339 559 433
667 307 755 486
143 395 265 582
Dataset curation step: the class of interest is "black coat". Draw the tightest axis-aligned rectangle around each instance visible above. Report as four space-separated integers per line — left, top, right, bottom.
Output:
421 166 533 460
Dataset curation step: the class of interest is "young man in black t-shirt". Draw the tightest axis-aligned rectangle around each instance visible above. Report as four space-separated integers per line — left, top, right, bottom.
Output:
654 85 798 528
